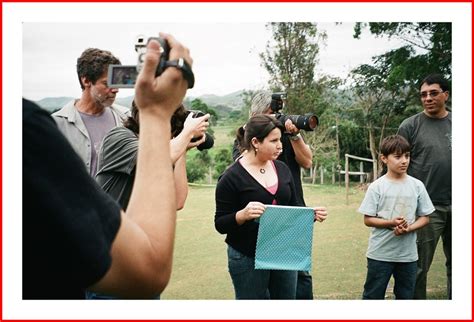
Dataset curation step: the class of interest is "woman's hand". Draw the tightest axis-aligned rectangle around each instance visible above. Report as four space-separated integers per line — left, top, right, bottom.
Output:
313 206 328 222
235 202 266 225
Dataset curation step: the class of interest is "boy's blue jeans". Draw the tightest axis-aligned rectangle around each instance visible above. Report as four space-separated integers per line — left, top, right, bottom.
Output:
363 258 417 299
227 245 297 299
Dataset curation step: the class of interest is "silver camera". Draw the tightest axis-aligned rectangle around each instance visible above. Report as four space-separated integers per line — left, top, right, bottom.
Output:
107 35 170 88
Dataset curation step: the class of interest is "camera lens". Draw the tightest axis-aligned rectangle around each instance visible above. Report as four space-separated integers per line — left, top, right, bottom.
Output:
306 114 319 130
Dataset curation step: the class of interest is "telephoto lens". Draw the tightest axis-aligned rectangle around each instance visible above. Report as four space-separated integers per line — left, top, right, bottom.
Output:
277 113 319 131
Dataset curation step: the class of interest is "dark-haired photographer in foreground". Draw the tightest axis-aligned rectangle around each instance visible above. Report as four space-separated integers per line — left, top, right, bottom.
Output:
23 34 193 299
232 91 318 299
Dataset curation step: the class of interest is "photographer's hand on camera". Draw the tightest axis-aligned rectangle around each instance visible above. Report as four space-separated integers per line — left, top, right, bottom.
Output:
170 112 209 162
135 33 192 119
284 119 300 136
187 134 207 150
184 112 210 143
283 118 313 169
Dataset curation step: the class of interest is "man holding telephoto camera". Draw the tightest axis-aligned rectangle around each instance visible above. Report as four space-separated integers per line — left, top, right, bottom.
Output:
23 33 193 299
232 91 318 299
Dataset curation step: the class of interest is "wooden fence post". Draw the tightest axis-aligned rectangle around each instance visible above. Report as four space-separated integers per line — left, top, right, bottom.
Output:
332 163 335 185
345 154 349 205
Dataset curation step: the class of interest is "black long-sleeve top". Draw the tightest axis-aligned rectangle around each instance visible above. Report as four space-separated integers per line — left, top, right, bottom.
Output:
215 159 298 258
232 132 306 206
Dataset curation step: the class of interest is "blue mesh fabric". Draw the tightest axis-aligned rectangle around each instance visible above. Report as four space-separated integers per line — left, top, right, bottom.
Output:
255 205 314 271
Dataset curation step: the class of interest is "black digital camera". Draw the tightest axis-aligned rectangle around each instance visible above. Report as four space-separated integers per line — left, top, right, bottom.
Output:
107 35 170 88
271 92 319 131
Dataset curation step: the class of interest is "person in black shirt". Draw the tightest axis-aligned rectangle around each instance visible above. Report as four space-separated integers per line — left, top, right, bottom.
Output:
216 115 327 299
86 103 208 300
23 33 193 299
95 102 209 210
232 91 316 299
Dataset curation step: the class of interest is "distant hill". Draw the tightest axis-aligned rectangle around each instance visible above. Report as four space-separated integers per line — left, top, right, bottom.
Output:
36 97 74 113
35 90 245 114
191 90 244 109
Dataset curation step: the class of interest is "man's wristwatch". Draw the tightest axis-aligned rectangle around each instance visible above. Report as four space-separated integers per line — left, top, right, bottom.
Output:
289 133 301 141
164 58 195 89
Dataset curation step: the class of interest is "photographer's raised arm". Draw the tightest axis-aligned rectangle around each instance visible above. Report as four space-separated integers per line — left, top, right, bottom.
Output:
89 34 192 298
284 119 313 169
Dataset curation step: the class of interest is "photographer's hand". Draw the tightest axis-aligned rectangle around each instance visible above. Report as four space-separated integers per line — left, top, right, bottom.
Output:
284 118 313 169
135 33 192 118
170 112 210 161
284 119 300 135
186 133 207 150
183 112 210 141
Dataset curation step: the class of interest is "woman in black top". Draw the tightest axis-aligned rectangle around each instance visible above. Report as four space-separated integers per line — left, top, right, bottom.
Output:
215 115 327 299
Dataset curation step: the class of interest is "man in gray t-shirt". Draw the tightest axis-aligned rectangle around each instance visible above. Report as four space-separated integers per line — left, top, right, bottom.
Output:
52 48 128 177
397 73 452 299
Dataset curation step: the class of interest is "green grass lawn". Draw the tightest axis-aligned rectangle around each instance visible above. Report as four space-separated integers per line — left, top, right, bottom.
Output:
161 184 449 300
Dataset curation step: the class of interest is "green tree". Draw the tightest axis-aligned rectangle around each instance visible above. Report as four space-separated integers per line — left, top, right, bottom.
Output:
353 22 452 102
190 98 219 126
186 150 213 183
260 22 327 116
213 147 233 179
260 22 333 181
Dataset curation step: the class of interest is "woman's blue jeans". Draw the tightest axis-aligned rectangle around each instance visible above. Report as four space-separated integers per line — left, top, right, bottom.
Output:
363 258 417 299
227 245 297 299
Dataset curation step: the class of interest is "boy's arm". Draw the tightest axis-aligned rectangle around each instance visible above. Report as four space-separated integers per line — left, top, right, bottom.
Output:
409 215 430 231
364 215 407 229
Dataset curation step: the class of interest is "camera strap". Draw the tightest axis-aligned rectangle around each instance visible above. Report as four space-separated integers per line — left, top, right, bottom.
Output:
164 58 195 89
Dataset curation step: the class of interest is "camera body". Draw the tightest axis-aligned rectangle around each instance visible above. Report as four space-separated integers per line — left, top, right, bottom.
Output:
107 35 170 88
270 92 287 113
270 92 319 132
135 35 170 76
